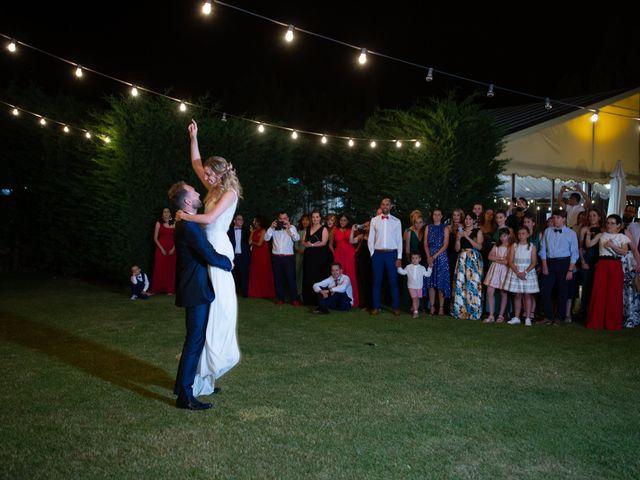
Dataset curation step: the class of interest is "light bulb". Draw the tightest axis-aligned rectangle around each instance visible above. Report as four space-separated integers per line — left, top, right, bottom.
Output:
370 140 376 148
358 48 367 65
590 110 599 123
487 84 494 97
11 108 19 116
285 25 294 42
348 139 354 147
130 86 139 97
425 67 433 82
63 125 70 133
415 141 421 148
179 102 187 112
537 206 541 211
396 140 402 148
7 40 17 53
221 112 227 122
85 131 91 139
291 131 298 140
39 118 46 126
321 135 328 144
545 97 552 110
257 123 265 133
202 1 212 15
75 65 83 78
104 136 111 143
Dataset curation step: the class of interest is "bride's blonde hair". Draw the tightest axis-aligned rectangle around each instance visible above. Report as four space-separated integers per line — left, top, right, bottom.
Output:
203 156 243 204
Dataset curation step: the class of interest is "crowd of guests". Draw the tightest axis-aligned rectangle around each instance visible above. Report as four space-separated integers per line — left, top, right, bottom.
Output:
141 187 640 331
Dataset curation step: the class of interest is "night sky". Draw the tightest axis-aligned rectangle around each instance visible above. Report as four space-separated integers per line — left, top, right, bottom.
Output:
1 1 638 133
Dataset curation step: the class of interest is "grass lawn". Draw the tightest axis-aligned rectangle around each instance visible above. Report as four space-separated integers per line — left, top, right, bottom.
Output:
1 273 639 479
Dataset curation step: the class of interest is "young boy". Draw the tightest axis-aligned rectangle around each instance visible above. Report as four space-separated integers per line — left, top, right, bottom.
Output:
397 253 432 318
130 265 150 300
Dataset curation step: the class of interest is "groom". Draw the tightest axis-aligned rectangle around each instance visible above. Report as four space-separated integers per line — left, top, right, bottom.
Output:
168 181 233 411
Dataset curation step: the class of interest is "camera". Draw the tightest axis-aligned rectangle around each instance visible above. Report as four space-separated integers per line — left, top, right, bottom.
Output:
275 220 285 230
355 223 367 232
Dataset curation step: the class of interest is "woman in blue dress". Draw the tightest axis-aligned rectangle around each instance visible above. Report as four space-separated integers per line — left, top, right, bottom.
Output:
424 208 451 315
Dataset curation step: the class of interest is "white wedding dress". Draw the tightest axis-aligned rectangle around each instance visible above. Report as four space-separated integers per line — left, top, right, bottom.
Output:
192 194 240 396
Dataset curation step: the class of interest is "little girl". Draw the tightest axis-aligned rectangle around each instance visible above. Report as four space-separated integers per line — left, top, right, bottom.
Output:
483 228 511 323
503 226 539 326
397 253 432 318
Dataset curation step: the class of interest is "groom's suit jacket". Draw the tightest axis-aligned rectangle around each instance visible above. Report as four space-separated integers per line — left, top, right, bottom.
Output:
174 221 232 308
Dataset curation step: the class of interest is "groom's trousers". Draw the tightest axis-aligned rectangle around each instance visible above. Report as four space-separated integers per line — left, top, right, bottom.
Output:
174 303 209 400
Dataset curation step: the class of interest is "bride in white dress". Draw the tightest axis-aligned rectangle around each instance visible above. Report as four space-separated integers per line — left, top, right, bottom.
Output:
179 120 241 396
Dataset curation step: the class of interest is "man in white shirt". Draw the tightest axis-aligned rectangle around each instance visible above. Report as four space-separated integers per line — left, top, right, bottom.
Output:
367 198 403 315
312 263 353 314
264 211 301 306
558 184 591 229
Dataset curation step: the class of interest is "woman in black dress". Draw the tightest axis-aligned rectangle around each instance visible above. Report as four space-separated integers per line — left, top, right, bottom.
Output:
302 209 331 305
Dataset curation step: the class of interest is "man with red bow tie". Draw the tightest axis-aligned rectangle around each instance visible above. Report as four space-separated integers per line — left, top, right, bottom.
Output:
368 198 403 315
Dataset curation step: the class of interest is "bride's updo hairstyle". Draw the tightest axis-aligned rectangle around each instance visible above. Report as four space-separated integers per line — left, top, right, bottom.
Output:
203 156 243 203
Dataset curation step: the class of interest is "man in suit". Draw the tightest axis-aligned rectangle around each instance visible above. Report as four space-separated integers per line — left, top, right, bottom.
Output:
168 181 233 411
228 213 251 298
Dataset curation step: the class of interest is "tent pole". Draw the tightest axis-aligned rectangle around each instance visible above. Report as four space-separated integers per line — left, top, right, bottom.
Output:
511 174 516 201
551 179 555 212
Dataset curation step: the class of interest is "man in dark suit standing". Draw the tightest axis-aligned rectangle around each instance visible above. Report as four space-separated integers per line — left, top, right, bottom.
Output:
168 181 233 411
228 213 251 297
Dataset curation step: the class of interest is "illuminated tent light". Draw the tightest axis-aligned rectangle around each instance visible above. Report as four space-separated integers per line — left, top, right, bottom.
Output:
348 138 354 147
321 135 328 144
285 25 295 42
130 86 139 97
179 102 187 112
425 67 433 82
63 125 70 133
395 140 402 148
85 131 92 139
39 117 46 126
358 48 367 65
537 206 541 211
7 39 17 53
590 110 599 123
487 84 495 98
291 130 298 140
257 123 265 133
11 108 19 116
370 140 377 148
415 140 421 148
202 1 212 15
545 97 552 110
605 183 611 190
75 65 83 78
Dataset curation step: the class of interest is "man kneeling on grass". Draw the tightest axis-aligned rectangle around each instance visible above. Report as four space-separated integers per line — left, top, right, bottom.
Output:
312 262 353 314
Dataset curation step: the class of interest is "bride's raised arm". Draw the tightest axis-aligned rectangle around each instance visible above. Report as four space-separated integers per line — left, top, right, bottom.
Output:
181 190 237 225
188 120 209 190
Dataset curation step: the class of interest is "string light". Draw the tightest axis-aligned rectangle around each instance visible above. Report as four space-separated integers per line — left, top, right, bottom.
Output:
85 131 92 139
487 84 495 98
545 97 552 110
7 39 16 53
358 48 367 65
130 85 139 97
291 130 298 140
415 141 421 148
425 68 433 82
39 118 46 126
11 108 19 116
285 25 294 43
179 102 187 112
63 125 70 133
348 138 354 147
257 123 265 133
103 136 111 143
202 1 212 15
221 112 227 122
590 110 599 123
395 140 402 148
370 140 376 148
321 135 328 144
75 65 83 78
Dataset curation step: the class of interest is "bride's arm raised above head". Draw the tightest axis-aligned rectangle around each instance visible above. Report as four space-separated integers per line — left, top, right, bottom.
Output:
181 190 238 225
188 120 209 190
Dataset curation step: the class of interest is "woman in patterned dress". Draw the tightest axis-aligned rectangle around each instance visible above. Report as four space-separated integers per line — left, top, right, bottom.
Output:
451 213 484 320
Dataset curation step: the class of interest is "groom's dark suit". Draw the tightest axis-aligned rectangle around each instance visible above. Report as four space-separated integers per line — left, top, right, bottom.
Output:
174 220 232 404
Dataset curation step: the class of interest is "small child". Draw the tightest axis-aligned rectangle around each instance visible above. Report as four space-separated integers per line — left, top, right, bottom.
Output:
397 253 432 318
503 226 539 326
483 227 511 323
130 265 150 300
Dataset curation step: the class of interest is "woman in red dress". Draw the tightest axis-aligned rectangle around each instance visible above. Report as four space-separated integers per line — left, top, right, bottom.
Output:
248 215 276 299
151 207 176 294
332 214 359 307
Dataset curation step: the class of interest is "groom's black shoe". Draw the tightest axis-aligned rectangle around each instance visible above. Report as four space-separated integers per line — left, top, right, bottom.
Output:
176 397 213 411
212 387 222 395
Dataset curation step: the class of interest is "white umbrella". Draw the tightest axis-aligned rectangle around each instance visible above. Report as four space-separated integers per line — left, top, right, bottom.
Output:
607 160 627 217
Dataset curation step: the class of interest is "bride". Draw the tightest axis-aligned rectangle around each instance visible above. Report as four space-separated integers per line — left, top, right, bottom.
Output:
179 119 241 396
